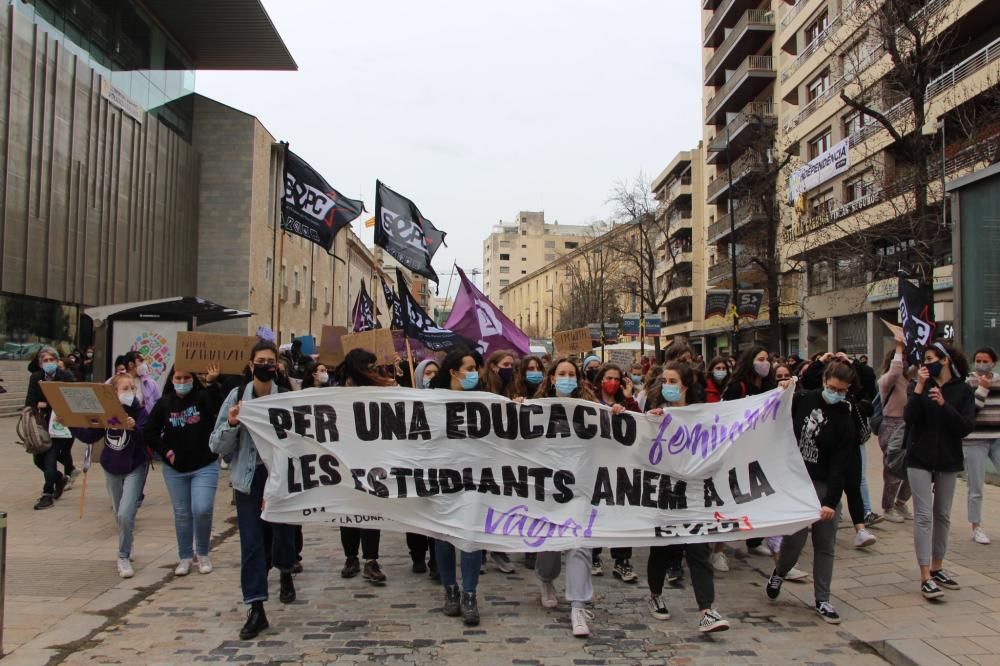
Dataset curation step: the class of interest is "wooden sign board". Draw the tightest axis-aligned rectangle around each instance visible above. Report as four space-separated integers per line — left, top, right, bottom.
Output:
340 328 396 365
554 327 593 355
318 325 349 367
175 331 257 375
40 382 132 430
608 349 635 368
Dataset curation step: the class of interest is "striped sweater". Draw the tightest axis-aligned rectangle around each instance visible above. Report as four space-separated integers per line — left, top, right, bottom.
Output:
966 372 1000 441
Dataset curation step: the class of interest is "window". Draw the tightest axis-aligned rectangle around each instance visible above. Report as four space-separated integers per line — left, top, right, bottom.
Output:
499 240 511 248
809 189 835 217
807 129 832 159
265 257 273 281
500 279 510 287
521 244 527 249
544 240 555 248
805 11 829 45
545 254 555 261
806 70 830 103
499 266 510 274
564 242 578 249
279 266 286 287
499 253 510 261
521 257 527 261
844 175 872 202
843 111 871 136
521 230 527 236
521 270 527 275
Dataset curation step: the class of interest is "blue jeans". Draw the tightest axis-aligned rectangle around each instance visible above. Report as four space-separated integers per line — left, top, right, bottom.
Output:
161 461 219 560
435 541 481 593
104 464 149 559
860 443 873 515
235 464 297 604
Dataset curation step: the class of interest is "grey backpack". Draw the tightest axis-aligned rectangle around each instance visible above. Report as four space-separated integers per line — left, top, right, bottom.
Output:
15 406 52 455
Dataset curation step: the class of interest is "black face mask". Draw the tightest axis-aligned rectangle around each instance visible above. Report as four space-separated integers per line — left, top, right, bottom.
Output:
253 365 276 382
585 368 598 383
498 367 514 386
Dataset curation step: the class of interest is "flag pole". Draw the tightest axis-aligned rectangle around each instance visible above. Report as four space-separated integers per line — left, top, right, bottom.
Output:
404 336 417 388
443 261 458 305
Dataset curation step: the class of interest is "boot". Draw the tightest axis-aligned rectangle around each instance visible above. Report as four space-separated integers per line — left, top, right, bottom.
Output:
239 601 269 640
461 591 480 626
279 572 296 604
443 585 461 617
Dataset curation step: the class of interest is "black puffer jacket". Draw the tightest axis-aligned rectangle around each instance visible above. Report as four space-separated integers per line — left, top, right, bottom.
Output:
903 377 975 473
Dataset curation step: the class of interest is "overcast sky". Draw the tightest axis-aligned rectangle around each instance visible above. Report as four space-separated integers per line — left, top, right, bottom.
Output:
197 0 702 299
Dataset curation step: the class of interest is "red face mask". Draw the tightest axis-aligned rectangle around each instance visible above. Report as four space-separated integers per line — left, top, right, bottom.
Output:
601 378 620 395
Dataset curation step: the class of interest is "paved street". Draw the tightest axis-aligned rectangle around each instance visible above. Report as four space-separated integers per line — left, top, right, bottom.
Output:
2 415 1000 665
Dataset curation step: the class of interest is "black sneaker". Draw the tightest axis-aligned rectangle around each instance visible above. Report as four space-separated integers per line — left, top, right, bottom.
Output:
490 552 515 574
613 559 638 583
921 579 944 599
33 494 54 510
412 560 428 574
53 475 67 500
341 557 361 578
279 572 296 604
766 570 784 600
815 601 841 624
461 591 480 626
442 586 461 616
647 594 671 620
698 609 730 633
864 511 884 528
931 569 960 590
363 559 387 584
239 602 269 640
667 566 683 584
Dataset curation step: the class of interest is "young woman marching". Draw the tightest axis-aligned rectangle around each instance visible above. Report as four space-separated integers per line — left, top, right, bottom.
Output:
24 346 78 509
905 341 975 598
532 357 609 637
144 365 220 577
480 350 518 574
508 354 546 571
879 334 914 523
430 349 486 626
964 347 1000 544
590 363 640 583
408 358 439 579
765 361 857 624
209 341 297 639
73 373 150 577
704 356 729 403
331 349 393 584
301 360 332 389
644 362 730 633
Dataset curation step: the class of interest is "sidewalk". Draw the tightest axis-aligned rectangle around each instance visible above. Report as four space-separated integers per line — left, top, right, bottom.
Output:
1 416 999 664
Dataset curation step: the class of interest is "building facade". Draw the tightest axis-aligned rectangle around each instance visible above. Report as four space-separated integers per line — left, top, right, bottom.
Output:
482 211 605 310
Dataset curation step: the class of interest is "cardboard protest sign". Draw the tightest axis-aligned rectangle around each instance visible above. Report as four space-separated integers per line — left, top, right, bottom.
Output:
40 382 131 429
340 328 396 365
880 318 904 339
318 325 349 367
175 332 257 375
240 386 820 552
554 327 593 355
608 349 635 367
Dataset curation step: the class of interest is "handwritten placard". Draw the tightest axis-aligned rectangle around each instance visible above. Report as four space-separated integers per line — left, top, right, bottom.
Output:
340 328 396 365
40 382 131 429
318 325 349 367
554 327 593 355
175 331 257 375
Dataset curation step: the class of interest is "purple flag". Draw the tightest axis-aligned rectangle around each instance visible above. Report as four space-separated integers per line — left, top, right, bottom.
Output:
445 266 531 356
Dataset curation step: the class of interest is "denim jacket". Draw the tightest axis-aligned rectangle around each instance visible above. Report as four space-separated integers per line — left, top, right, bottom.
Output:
209 382 282 494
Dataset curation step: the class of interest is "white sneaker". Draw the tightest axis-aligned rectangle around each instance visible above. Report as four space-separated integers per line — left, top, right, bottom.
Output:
197 556 213 574
883 508 905 523
117 557 134 579
785 566 809 581
973 527 991 545
749 544 772 557
710 551 729 572
571 607 593 638
174 559 192 576
854 528 877 548
539 580 558 608
220 459 229 470
896 503 913 520
647 594 671 620
699 609 730 633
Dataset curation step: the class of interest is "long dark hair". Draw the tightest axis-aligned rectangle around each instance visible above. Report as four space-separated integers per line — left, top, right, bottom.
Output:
482 349 516 398
161 364 205 399
646 361 700 410
535 357 597 402
728 344 775 392
509 355 544 399
928 340 970 379
335 349 395 388
594 363 628 406
706 355 729 386
301 360 329 389
431 348 481 390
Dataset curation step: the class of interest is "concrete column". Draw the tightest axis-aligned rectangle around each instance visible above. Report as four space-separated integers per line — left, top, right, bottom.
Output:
827 317 837 354
866 311 877 360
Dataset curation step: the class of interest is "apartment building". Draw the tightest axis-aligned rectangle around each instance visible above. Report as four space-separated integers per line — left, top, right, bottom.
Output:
649 145 712 355
775 0 999 361
482 212 605 310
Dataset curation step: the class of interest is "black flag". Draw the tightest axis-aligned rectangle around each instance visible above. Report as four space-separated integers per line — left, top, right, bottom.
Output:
375 181 447 282
380 275 404 330
352 280 376 333
396 269 470 350
282 149 365 252
898 272 936 366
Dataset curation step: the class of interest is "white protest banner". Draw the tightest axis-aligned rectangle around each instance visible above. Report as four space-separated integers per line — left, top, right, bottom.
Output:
787 138 850 204
239 387 820 553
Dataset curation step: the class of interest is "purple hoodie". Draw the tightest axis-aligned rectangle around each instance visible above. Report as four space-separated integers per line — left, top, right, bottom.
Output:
72 400 150 476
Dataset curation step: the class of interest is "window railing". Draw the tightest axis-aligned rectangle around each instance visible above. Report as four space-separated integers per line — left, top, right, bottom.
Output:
704 0 737 42
706 55 775 120
782 1 860 82
780 0 806 30
707 100 775 153
706 9 775 78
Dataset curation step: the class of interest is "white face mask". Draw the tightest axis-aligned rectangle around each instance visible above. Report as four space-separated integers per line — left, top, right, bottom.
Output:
136 362 149 377
118 392 135 406
315 372 329 385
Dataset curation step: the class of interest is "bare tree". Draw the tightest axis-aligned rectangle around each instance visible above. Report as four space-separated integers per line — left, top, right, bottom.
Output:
555 227 626 332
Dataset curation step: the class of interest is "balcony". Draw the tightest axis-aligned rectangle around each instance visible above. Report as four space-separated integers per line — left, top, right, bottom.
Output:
668 211 693 236
705 9 775 85
665 176 692 204
665 285 694 303
708 203 767 244
779 0 807 31
781 1 861 83
704 0 746 45
705 55 776 125
708 258 735 284
707 100 776 164
706 151 763 204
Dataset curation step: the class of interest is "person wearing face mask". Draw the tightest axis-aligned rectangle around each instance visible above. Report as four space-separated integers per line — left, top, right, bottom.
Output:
144 365 220 578
72 374 150 578
505 354 546 571
82 346 96 381
405 357 439 579
122 351 162 419
765 361 857 625
964 347 1000 544
301 360 332 389
582 355 602 389
24 346 78 509
629 363 645 390
643 362 730 633
533 358 609 638
429 349 487 626
414 358 440 390
704 356 730 403
590 363 640 583
904 341 975 599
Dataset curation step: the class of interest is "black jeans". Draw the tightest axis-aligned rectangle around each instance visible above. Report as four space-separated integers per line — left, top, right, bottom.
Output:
592 547 633 561
56 438 75 476
844 444 865 525
235 465 296 604
647 543 714 609
341 527 380 560
406 533 437 566
33 438 71 495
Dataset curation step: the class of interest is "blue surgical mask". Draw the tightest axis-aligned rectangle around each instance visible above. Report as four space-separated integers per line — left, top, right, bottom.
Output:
822 388 844 405
174 382 194 396
661 384 682 403
554 378 578 397
422 376 433 389
631 374 643 385
42 362 58 375
526 370 544 385
460 371 479 391
712 370 728 383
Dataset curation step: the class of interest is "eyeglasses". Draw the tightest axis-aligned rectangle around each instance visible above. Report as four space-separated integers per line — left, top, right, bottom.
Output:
253 361 277 369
